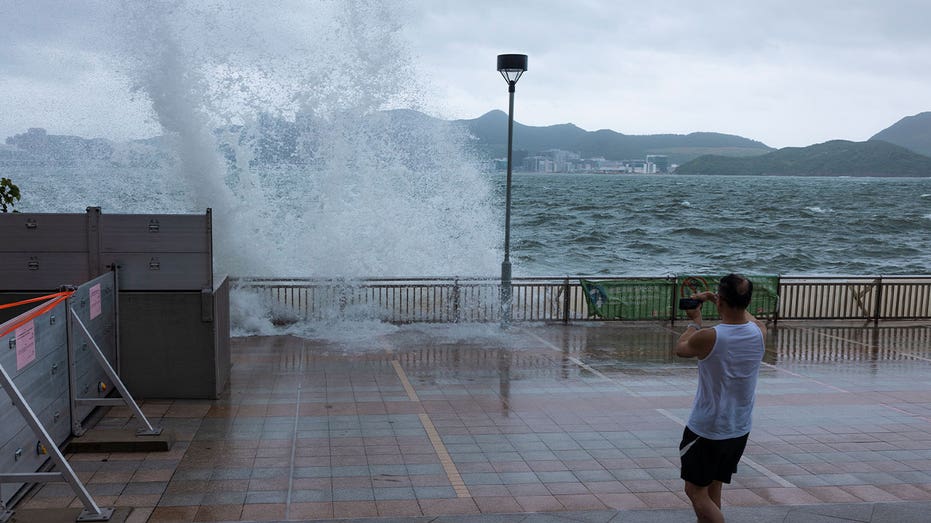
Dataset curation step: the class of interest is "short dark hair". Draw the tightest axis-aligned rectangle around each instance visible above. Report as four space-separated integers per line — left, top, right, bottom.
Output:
718 273 752 310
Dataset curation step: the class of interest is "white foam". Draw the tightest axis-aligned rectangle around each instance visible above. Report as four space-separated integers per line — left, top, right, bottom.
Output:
805 206 829 213
229 286 400 343
111 2 502 280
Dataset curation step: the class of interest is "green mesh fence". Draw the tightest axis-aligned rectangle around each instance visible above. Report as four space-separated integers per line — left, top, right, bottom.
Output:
675 274 779 320
581 275 779 320
580 278 674 320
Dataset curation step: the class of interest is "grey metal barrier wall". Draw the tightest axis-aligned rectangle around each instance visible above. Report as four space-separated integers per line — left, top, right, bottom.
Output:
235 274 931 324
68 272 117 434
0 208 230 399
0 208 212 292
0 272 161 520
0 297 71 508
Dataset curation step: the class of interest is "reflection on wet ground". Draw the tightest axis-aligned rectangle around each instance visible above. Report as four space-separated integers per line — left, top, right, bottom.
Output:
15 320 931 522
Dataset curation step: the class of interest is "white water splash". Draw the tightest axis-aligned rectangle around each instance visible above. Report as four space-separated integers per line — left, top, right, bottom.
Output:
111 1 501 279
805 206 829 213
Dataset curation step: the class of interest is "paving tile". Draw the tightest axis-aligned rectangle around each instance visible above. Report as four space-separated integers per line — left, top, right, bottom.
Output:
125 507 154 523
115 493 162 507
192 503 242 522
332 500 379 518
877 483 931 501
802 486 864 503
841 484 903 502
473 495 524 514
239 502 285 520
514 494 564 512
17 496 75 509
159 493 206 507
554 493 608 510
595 492 650 510
148 506 198 522
721 488 769 506
288 501 334 519
413 486 457 498
752 487 826 505
621 479 669 493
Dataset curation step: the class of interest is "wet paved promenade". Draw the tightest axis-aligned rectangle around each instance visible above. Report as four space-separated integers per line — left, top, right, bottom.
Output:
14 320 931 522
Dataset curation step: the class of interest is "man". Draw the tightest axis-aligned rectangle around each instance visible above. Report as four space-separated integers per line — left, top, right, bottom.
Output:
675 274 766 523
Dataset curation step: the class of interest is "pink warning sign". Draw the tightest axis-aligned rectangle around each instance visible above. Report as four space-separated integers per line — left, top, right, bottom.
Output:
90 284 102 320
16 321 36 370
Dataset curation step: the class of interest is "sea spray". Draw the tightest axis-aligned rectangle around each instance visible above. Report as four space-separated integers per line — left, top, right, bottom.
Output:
116 1 500 275
111 1 501 334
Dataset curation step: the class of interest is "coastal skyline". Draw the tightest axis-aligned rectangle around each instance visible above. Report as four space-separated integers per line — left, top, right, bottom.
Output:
2 1 931 149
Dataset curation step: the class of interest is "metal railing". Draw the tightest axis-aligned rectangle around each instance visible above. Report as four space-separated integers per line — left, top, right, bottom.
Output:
779 275 931 323
233 275 931 324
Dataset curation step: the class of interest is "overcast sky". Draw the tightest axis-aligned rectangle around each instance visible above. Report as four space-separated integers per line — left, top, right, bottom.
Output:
3 0 931 149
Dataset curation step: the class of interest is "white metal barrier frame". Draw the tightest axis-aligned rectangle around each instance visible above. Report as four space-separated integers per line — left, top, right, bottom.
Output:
67 271 160 437
0 271 161 522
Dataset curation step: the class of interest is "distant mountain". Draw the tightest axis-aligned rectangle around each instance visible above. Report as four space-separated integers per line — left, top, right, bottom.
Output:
4 128 113 165
2 128 173 168
870 112 931 157
13 109 931 173
676 140 931 177
454 110 773 164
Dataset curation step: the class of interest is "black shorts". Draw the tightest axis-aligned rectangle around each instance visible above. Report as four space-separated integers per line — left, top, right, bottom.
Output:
679 426 749 487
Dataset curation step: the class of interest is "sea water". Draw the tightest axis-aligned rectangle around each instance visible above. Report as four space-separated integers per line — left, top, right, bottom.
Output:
504 173 931 276
11 167 931 277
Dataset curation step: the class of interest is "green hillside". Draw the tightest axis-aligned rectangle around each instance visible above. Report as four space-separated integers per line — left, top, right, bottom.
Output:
455 110 772 164
676 139 931 177
870 112 931 157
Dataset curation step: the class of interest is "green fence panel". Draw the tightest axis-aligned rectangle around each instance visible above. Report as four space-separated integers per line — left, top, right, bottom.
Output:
580 278 675 320
675 274 779 320
580 275 778 321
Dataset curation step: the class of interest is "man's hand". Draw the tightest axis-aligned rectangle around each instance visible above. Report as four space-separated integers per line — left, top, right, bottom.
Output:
676 291 717 359
685 291 715 322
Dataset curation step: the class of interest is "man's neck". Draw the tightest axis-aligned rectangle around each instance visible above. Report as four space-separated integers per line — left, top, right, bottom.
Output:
719 307 748 324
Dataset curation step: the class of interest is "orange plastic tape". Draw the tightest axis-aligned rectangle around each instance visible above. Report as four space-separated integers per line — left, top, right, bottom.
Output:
0 292 71 311
0 292 73 338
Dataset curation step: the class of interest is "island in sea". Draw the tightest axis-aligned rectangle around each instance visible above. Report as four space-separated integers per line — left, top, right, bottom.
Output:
675 139 931 177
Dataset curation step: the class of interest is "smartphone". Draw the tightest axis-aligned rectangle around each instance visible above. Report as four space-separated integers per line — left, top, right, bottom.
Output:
678 298 703 310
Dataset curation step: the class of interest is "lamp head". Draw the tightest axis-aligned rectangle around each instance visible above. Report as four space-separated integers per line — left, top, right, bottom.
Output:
497 54 528 84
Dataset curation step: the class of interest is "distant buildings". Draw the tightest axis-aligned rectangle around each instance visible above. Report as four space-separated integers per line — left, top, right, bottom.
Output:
645 155 670 174
495 148 673 174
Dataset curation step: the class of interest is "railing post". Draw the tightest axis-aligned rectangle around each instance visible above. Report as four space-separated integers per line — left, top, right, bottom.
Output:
670 275 678 325
453 278 461 324
563 276 570 324
774 275 781 327
873 275 883 327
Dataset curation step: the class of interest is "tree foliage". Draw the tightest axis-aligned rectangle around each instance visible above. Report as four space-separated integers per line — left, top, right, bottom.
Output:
1 177 21 212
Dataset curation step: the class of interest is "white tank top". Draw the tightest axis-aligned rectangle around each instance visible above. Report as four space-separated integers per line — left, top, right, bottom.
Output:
686 322 765 439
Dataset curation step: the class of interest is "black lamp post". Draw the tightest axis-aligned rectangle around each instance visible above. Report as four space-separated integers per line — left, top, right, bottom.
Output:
497 53 527 327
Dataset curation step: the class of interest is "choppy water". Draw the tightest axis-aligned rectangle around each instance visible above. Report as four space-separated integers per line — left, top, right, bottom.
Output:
11 167 931 277
503 173 931 276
